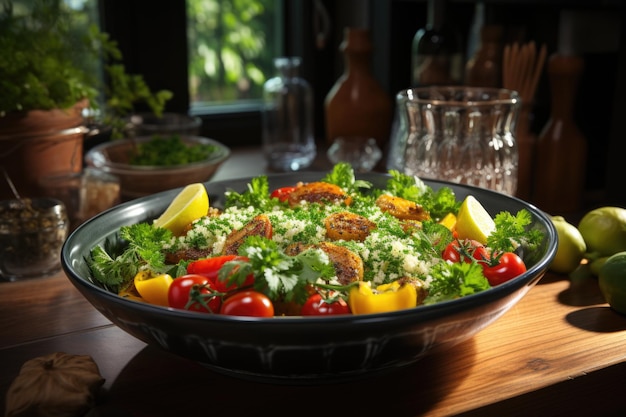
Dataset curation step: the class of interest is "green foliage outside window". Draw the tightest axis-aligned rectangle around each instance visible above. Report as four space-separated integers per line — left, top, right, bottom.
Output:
187 0 281 105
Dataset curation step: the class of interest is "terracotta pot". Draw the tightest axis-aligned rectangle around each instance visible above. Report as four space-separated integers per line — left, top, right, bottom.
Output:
0 102 88 199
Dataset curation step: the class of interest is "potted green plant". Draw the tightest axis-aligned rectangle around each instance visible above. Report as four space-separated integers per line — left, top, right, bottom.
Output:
0 0 172 199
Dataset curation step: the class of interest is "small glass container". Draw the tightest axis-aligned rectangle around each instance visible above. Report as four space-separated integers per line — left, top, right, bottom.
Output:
327 136 382 172
0 198 69 281
262 57 316 171
39 168 120 231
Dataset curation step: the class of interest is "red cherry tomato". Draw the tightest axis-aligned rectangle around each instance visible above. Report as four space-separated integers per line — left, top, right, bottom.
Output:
220 291 274 317
301 293 351 316
442 239 489 264
187 255 254 292
483 252 527 286
270 186 297 202
168 274 222 313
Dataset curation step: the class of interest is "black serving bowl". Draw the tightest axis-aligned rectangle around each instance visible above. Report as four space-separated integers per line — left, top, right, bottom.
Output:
61 172 557 383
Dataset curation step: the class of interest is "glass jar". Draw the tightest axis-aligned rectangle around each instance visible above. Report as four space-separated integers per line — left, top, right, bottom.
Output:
39 168 120 231
262 57 316 172
388 87 521 195
0 198 69 281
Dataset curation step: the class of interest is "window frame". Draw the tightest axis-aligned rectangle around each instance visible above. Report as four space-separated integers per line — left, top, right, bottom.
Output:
99 0 323 147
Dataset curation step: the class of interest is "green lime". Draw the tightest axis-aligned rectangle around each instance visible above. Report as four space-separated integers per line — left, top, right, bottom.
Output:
598 251 626 314
549 216 586 274
578 207 626 257
589 256 609 277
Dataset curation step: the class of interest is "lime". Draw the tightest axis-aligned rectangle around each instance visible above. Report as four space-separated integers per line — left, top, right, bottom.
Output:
153 183 209 236
589 256 609 277
549 216 586 274
455 195 495 245
578 207 626 257
598 251 626 314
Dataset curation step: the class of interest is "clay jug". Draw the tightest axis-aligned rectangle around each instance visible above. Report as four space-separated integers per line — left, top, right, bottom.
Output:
0 101 87 199
324 28 393 150
532 54 587 213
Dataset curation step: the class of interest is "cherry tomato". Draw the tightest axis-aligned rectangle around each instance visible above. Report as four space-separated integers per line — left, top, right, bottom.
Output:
483 252 527 286
187 255 254 292
168 274 222 313
442 239 489 264
270 186 297 202
220 291 274 317
301 293 351 316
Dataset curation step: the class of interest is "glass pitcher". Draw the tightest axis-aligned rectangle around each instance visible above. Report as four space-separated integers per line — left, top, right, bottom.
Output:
387 87 521 195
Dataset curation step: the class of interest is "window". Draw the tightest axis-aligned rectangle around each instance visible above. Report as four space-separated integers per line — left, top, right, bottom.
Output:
100 0 319 147
187 0 283 110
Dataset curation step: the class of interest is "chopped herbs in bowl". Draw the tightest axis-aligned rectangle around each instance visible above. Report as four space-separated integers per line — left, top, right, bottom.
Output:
129 135 220 167
85 135 230 201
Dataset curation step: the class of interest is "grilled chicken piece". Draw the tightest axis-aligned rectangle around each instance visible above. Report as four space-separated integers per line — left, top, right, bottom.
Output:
287 182 352 207
165 247 213 264
284 242 313 256
221 214 273 255
375 194 430 222
319 242 364 285
400 219 424 233
325 211 376 242
285 241 364 285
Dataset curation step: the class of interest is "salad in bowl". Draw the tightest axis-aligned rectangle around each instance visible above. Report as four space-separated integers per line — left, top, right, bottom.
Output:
87 163 543 318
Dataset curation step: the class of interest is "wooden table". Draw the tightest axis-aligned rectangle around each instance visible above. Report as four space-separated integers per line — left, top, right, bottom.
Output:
2 149 626 416
2 269 625 416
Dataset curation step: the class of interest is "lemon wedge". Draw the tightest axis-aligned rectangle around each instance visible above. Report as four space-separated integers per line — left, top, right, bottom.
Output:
455 195 495 245
153 183 209 236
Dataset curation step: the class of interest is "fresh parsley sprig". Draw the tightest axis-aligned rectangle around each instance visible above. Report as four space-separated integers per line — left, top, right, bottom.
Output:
88 223 173 292
225 175 272 210
386 170 460 221
322 162 372 194
222 235 336 304
488 210 542 253
425 261 490 304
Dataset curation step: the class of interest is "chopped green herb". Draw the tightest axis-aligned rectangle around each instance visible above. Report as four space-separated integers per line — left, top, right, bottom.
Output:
322 162 372 194
425 261 490 304
488 209 542 253
129 135 219 166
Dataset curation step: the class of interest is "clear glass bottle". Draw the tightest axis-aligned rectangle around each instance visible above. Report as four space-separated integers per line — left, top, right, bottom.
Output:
262 57 316 171
411 0 464 87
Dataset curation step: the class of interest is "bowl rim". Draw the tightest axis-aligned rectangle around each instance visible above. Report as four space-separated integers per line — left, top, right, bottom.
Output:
84 135 231 173
61 172 558 325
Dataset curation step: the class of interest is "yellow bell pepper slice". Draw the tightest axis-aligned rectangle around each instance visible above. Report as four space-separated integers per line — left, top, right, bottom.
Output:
133 271 173 307
348 280 417 315
439 212 457 231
